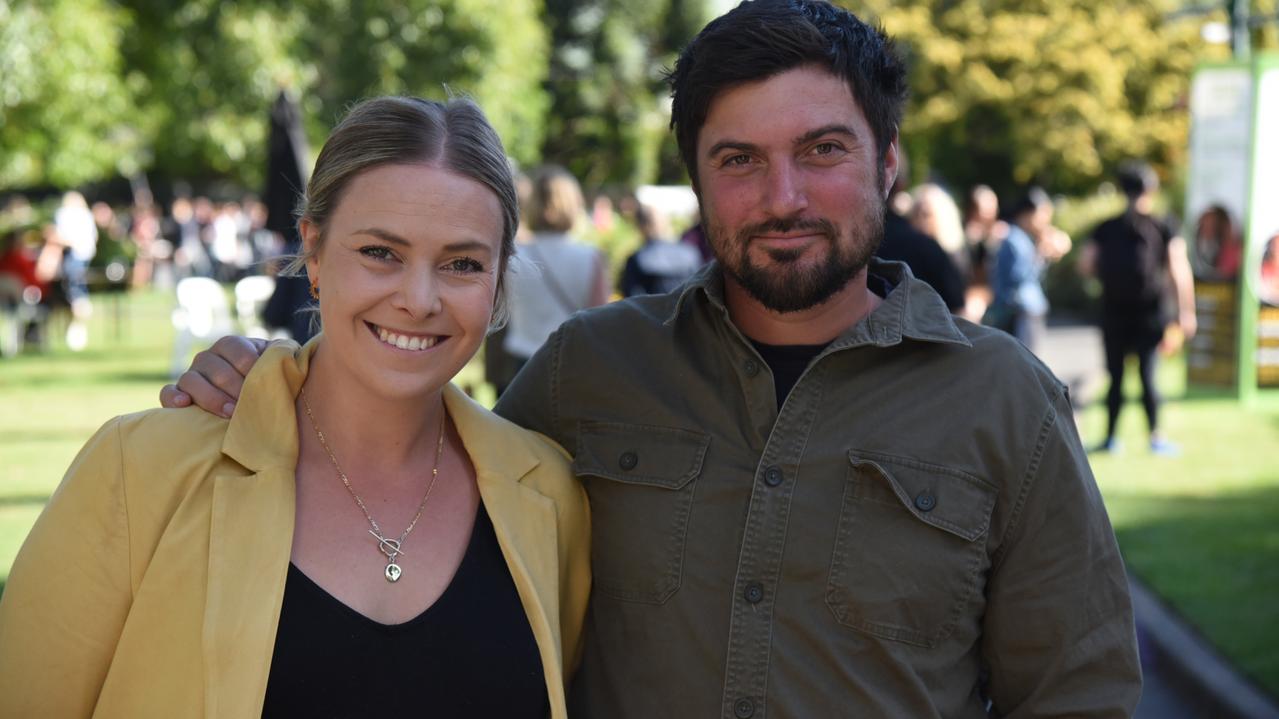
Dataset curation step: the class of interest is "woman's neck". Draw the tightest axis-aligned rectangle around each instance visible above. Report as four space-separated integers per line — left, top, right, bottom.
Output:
299 345 448 477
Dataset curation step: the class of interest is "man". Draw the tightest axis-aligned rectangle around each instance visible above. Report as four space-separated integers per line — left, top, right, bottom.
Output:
165 1 1141 715
1079 161 1196 455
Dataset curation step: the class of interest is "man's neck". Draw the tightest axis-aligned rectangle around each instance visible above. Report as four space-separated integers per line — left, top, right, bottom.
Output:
722 269 881 346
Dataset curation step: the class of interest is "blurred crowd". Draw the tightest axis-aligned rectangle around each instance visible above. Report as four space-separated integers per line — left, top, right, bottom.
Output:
5 158 1275 371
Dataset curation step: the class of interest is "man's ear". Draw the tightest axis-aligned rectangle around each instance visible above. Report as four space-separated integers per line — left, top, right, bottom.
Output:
882 134 900 200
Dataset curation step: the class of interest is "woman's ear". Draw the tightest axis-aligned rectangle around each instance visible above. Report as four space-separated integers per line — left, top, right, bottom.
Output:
300 219 321 282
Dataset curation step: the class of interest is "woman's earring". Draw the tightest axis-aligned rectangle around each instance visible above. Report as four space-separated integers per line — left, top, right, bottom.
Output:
309 281 319 300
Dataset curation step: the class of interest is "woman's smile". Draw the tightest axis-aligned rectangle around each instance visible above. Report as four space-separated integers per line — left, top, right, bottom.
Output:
366 321 447 352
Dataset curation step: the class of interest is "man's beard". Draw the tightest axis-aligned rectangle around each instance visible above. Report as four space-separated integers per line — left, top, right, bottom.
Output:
707 202 885 314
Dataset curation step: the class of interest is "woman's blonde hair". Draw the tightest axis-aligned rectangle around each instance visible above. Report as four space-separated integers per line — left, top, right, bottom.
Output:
291 95 518 329
909 183 964 255
525 164 584 233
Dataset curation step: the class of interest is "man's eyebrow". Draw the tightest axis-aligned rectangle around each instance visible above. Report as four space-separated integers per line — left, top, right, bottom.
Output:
794 124 861 146
705 140 759 158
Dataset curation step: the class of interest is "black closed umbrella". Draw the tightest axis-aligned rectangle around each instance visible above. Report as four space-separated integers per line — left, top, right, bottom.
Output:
261 89 315 342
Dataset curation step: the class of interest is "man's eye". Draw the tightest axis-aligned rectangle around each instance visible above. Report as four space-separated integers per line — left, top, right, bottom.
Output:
723 154 753 167
359 245 394 261
812 142 843 156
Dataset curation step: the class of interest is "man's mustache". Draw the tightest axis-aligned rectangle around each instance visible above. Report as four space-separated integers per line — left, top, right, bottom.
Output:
739 216 837 239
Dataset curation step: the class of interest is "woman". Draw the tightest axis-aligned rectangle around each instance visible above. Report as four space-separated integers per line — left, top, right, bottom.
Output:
0 97 590 718
502 164 610 371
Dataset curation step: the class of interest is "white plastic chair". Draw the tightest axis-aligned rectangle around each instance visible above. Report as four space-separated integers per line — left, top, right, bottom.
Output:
171 277 235 377
234 275 276 339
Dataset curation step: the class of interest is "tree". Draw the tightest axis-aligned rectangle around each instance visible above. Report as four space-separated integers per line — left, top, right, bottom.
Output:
540 0 709 188
854 0 1230 197
0 0 141 188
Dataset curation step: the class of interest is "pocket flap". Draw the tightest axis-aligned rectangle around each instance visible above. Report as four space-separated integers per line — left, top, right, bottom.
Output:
847 450 996 542
575 421 710 489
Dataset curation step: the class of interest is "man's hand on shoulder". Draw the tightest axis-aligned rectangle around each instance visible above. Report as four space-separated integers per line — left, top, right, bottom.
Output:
159 336 270 417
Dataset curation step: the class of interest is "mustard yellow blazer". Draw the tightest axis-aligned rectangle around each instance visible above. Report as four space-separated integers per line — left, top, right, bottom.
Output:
0 341 591 718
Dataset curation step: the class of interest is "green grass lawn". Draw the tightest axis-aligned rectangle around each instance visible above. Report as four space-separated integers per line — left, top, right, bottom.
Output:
1079 367 1279 698
1 293 1277 697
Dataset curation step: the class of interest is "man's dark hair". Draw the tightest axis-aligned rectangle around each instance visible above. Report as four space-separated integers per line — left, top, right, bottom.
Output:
1116 161 1158 200
1011 186 1051 218
666 0 908 187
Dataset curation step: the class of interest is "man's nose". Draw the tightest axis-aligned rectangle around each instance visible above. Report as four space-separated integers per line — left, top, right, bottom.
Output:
763 160 809 217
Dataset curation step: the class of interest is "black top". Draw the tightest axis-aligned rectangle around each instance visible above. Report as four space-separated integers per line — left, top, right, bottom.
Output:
261 503 548 718
877 212 966 311
1090 210 1174 319
748 271 895 409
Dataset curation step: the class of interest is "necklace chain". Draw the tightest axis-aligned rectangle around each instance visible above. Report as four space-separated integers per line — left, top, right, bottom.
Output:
300 387 446 583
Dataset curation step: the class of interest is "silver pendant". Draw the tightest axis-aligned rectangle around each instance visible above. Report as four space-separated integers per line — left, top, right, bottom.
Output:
385 562 402 582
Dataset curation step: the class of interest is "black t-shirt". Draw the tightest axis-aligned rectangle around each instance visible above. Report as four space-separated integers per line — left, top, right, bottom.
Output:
261 503 547 718
1091 210 1174 318
749 272 894 409
877 212 966 311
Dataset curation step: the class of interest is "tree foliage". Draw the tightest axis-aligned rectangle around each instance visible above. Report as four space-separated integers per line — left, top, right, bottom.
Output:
0 0 141 187
540 0 709 188
2 0 549 191
853 0 1232 197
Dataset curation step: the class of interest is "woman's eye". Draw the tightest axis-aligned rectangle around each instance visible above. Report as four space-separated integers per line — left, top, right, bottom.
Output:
359 245 394 261
445 257 485 273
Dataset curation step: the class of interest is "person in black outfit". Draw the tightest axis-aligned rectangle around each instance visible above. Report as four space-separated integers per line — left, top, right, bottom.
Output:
1080 161 1197 455
876 150 965 312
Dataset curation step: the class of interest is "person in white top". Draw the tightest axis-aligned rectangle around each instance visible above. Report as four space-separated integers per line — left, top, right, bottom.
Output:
503 165 611 363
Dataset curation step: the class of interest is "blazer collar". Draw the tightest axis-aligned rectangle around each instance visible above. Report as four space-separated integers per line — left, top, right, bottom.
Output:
220 339 315 472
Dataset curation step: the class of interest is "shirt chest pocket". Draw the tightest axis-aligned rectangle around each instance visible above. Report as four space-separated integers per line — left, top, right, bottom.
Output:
826 451 996 648
573 421 710 604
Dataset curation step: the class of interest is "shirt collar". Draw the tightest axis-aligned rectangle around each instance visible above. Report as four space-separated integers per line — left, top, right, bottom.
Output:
665 258 971 350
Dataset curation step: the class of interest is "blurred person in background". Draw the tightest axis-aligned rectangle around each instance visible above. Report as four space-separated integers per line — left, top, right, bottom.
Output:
876 150 965 313
502 164 610 373
987 187 1069 354
908 183 968 280
54 191 98 351
962 184 1008 318
619 203 703 297
168 197 214 279
1079 161 1196 455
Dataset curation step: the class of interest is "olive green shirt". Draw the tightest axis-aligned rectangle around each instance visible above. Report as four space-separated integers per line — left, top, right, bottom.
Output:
496 260 1140 718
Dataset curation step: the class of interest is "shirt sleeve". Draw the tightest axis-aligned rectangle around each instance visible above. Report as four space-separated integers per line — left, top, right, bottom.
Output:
981 389 1142 717
494 324 564 443
0 417 134 716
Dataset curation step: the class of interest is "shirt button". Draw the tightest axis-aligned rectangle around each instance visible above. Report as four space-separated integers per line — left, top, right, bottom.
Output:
914 491 936 512
764 466 783 487
734 698 755 718
618 451 639 471
744 358 760 376
744 583 764 603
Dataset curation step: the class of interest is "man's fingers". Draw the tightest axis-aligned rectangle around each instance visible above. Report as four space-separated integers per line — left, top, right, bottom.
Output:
211 335 268 378
176 365 239 418
159 384 192 409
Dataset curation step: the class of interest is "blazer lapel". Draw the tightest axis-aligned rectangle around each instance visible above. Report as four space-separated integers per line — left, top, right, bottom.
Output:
445 386 567 691
202 341 310 718
204 468 295 719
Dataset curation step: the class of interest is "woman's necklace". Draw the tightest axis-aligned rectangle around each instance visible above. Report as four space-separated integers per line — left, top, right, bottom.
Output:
300 388 446 583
